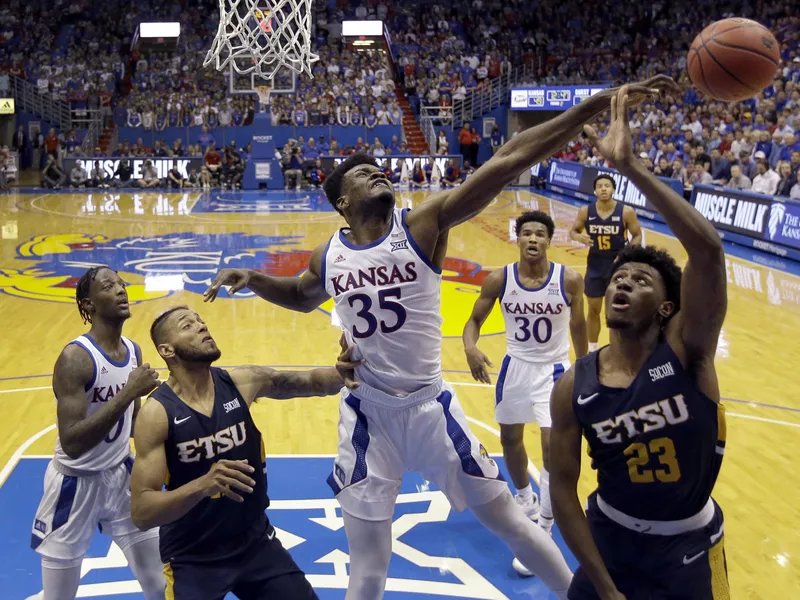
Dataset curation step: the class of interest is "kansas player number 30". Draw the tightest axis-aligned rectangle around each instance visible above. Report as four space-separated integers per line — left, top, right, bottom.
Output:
513 316 553 344
348 287 407 338
624 436 682 483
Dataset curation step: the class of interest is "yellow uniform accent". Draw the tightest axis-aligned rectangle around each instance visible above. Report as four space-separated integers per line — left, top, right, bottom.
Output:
164 563 175 600
709 539 730 600
0 190 798 597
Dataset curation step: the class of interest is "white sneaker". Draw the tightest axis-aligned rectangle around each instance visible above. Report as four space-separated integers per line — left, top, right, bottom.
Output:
515 491 541 522
512 557 534 577
539 516 554 535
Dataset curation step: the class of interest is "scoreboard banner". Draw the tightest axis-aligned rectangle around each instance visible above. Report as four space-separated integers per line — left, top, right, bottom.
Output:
690 184 800 260
510 85 610 111
546 160 683 223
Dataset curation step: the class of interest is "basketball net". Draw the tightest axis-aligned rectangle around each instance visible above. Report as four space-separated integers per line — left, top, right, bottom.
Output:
205 0 319 80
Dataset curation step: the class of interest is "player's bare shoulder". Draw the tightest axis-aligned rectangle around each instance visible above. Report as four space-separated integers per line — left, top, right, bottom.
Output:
53 342 95 392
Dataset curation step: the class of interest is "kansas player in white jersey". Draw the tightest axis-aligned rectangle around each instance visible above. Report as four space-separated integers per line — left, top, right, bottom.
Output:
463 211 587 545
29 267 164 600
205 72 678 600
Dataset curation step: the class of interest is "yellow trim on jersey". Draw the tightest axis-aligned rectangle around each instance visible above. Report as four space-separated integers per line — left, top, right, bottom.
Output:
164 563 175 600
708 537 730 599
717 403 727 443
260 437 266 463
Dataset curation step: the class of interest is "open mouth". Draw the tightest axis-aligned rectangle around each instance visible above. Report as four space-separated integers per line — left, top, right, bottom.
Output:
118 301 130 309
610 292 630 311
202 335 214 343
370 180 389 190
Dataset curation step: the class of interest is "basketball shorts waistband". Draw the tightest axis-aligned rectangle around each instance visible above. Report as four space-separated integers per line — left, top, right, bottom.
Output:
347 378 444 409
595 493 715 535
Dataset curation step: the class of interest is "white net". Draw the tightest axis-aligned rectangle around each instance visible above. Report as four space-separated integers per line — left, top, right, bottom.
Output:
205 0 318 80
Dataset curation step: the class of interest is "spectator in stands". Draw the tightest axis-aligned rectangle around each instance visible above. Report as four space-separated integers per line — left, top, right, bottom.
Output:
410 160 426 188
44 128 59 161
221 155 244 190
776 162 795 197
458 124 471 163
791 151 800 176
442 159 460 187
12 126 27 157
70 162 89 188
113 159 134 188
168 165 184 189
307 159 326 188
90 162 109 188
437 130 449 155
198 127 216 154
304 138 320 165
791 170 800 201
205 144 223 184
671 157 688 187
187 169 201 189
491 125 503 155
738 151 757 180
710 148 731 184
653 157 673 178
687 161 712 189
727 164 752 191
751 159 780 196
41 155 65 189
140 160 161 188
284 147 303 191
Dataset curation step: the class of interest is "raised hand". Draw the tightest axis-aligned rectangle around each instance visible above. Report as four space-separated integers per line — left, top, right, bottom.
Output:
619 74 681 108
204 268 251 302
583 87 635 168
125 364 161 397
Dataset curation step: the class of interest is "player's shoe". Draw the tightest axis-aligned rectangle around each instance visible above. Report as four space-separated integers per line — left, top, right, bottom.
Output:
512 557 534 577
515 491 541 522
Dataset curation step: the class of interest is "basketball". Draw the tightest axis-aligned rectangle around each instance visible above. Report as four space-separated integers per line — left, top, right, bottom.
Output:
687 18 781 102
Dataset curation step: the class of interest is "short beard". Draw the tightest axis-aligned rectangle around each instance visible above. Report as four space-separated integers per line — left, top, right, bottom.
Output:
605 316 632 330
175 345 221 364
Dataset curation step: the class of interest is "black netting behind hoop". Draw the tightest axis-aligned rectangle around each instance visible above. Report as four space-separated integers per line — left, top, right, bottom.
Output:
204 0 319 80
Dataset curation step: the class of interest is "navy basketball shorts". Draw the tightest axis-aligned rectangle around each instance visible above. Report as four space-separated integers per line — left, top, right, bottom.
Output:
584 257 617 299
164 523 318 600
568 495 730 600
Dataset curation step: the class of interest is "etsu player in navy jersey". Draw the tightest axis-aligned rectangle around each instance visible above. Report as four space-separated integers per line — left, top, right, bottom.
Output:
130 306 347 600
550 88 729 599
570 174 642 352
206 76 680 600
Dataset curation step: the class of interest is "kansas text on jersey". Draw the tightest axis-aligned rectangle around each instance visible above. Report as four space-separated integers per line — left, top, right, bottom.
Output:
54 335 139 472
150 368 268 563
499 261 571 364
573 343 726 521
322 207 442 396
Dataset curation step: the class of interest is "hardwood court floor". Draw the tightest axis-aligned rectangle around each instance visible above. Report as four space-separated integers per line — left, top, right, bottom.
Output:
0 187 797 598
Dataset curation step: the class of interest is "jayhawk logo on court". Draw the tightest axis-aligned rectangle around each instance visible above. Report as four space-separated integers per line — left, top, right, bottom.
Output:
2 233 506 336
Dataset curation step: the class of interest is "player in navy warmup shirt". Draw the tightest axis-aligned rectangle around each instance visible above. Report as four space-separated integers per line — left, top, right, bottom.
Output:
131 306 352 600
551 87 730 599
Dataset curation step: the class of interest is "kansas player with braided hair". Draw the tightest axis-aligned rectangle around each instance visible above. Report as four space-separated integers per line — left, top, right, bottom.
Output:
29 266 165 600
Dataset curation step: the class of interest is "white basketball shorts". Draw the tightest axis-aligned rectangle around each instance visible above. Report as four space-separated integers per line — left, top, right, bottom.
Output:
30 458 158 560
494 356 570 427
327 382 508 521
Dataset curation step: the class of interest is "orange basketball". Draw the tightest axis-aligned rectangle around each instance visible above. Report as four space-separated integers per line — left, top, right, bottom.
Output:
687 18 781 102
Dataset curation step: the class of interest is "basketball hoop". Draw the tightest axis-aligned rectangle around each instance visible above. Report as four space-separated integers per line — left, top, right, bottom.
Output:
205 0 319 80
255 85 272 112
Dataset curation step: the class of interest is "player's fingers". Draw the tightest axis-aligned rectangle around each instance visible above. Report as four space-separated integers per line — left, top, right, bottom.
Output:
227 281 246 296
337 360 363 370
218 473 255 492
343 376 360 390
338 334 348 352
218 486 245 503
483 356 494 368
218 459 255 473
583 125 598 144
609 95 617 124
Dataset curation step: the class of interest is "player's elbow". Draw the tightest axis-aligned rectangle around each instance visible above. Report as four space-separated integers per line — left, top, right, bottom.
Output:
60 437 85 460
130 496 154 530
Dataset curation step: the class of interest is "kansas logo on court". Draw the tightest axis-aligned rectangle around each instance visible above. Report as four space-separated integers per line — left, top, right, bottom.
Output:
1 233 506 336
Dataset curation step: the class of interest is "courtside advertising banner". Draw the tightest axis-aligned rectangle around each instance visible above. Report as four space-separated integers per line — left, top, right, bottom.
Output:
67 157 205 180
690 184 800 260
547 160 684 222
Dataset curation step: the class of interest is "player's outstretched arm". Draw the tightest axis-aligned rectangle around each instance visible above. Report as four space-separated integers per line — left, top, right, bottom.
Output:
231 366 345 405
550 370 624 600
462 269 503 384
564 269 589 358
131 399 257 529
569 205 593 246
622 206 643 247
408 76 679 238
203 242 330 312
585 87 726 362
55 345 159 459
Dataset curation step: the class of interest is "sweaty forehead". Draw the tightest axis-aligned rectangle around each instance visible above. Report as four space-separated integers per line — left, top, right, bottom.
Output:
93 268 120 286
